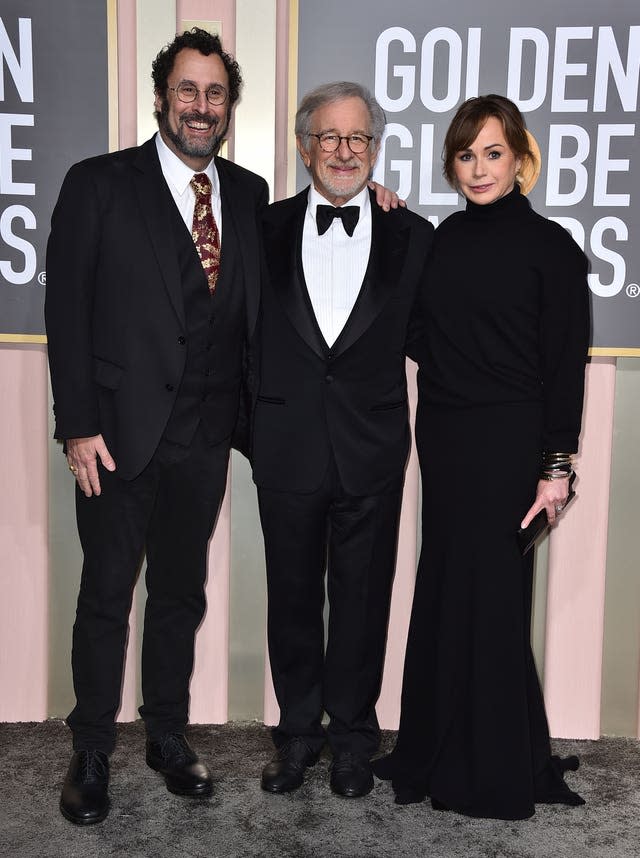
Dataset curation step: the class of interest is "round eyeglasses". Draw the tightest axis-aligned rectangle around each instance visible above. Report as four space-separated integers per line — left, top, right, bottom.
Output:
310 133 374 154
168 82 228 106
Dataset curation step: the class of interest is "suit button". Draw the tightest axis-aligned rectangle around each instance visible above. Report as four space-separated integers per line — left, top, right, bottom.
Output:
165 383 174 392
178 336 186 345
209 315 215 325
327 351 333 360
204 368 211 377
325 374 334 383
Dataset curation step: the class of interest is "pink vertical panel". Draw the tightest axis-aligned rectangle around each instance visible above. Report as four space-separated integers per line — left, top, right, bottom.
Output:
0 347 49 720
117 0 137 150
377 360 420 729
177 0 236 42
190 470 231 724
115 0 139 722
544 358 616 739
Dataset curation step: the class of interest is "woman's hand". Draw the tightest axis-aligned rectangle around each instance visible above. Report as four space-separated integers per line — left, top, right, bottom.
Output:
520 477 570 529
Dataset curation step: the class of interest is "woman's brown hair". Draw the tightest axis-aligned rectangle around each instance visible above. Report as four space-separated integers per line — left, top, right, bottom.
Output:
442 94 536 188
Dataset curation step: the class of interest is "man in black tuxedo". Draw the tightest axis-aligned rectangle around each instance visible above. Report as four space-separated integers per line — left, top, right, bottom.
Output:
254 82 434 797
45 29 267 825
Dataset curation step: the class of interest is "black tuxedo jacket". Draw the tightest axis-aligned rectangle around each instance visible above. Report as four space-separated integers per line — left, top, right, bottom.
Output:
45 137 268 479
252 187 434 496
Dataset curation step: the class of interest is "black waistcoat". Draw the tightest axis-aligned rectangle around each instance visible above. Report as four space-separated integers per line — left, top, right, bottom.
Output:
162 194 246 447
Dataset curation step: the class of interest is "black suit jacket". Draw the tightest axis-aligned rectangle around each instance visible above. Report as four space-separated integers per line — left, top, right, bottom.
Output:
45 137 268 479
251 187 434 496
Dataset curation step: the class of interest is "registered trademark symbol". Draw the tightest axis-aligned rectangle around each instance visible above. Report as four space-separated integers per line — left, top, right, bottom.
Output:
626 283 639 298
37 271 46 286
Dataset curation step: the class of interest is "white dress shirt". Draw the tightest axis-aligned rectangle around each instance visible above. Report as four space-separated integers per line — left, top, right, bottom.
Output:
302 185 372 347
155 132 222 240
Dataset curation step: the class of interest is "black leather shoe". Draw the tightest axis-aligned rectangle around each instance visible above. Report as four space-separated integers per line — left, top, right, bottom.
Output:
261 737 318 793
60 750 110 825
146 733 212 796
330 752 374 798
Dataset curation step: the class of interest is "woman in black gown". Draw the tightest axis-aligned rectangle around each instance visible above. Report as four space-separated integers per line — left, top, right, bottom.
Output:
373 95 590 820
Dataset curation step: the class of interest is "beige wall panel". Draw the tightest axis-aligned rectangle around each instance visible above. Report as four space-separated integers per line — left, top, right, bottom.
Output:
231 0 277 722
229 453 267 720
48 376 84 719
531 539 550 680
234 0 277 194
601 359 640 736
136 0 177 144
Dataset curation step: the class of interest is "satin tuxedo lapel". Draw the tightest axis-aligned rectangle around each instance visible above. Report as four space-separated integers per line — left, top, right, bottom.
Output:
332 190 410 358
263 187 411 359
263 189 326 358
217 157 261 337
132 139 186 329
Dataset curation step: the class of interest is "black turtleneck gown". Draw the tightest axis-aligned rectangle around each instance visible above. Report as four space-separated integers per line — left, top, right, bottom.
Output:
375 186 590 820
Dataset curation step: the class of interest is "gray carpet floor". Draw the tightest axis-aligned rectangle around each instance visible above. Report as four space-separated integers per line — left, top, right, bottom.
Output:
0 721 639 858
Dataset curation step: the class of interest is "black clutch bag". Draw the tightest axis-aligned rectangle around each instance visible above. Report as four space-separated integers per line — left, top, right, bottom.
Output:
516 475 576 556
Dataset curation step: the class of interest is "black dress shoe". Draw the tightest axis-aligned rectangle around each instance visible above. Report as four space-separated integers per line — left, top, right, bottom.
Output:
330 752 374 798
60 750 110 825
261 737 318 793
146 733 212 796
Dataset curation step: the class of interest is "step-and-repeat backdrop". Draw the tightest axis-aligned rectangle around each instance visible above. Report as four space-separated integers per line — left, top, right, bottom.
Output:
0 2 109 340
296 0 639 354
2 0 638 352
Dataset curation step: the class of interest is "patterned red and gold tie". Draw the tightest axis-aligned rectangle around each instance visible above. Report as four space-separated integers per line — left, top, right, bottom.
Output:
190 172 221 293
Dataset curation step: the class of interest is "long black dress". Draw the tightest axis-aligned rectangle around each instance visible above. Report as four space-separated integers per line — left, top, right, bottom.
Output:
374 186 590 820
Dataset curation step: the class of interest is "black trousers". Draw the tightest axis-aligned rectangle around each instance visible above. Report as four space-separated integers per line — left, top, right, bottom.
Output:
68 427 230 753
258 458 403 757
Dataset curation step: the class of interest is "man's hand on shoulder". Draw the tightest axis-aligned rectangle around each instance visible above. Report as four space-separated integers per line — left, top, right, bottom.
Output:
368 180 406 212
66 434 116 498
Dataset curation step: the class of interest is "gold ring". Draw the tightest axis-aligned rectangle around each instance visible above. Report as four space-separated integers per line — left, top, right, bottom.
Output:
69 464 78 474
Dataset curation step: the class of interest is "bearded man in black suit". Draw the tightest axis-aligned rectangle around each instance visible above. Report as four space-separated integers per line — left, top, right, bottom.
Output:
254 82 434 797
45 28 267 825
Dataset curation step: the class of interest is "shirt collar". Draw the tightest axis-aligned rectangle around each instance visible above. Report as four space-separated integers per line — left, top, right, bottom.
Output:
155 132 219 198
307 184 370 218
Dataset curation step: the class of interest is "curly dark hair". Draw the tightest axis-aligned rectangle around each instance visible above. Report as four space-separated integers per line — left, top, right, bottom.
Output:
151 27 242 106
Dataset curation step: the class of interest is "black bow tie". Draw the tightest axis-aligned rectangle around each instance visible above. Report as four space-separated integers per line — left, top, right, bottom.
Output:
316 204 359 237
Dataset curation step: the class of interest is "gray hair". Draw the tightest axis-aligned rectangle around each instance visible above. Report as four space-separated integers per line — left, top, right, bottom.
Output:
295 81 386 146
